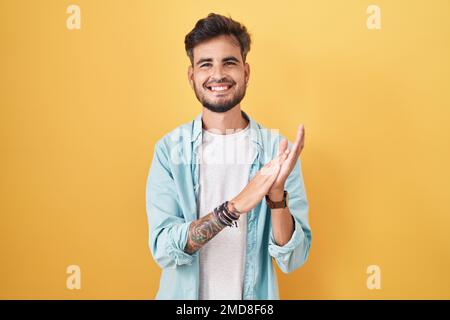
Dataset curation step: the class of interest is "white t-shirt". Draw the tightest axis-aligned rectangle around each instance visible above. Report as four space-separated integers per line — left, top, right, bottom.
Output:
197 122 255 300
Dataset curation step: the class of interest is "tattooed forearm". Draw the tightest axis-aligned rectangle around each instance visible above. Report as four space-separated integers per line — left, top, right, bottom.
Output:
184 211 227 254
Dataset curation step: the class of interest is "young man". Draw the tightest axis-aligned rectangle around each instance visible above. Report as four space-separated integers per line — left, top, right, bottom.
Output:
146 13 311 300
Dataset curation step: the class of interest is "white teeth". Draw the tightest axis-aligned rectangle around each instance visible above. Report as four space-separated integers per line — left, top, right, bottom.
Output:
209 86 230 91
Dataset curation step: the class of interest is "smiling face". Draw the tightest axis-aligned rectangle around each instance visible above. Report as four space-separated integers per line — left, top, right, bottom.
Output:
188 34 250 113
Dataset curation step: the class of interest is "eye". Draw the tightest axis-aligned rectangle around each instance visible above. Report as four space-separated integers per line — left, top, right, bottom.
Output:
200 63 211 68
225 62 236 66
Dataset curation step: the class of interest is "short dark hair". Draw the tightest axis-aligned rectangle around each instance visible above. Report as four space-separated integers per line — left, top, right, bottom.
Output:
184 13 252 66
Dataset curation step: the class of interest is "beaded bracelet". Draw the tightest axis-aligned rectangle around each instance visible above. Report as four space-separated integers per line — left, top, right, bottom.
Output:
213 204 231 227
223 201 239 219
213 201 240 228
219 202 236 227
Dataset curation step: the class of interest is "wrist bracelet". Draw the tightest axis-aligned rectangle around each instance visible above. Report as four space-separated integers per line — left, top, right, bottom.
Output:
213 205 230 227
213 204 232 227
223 201 239 219
213 201 239 228
220 202 237 227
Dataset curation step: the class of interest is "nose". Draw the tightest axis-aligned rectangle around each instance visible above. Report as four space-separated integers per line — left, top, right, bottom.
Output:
210 64 226 81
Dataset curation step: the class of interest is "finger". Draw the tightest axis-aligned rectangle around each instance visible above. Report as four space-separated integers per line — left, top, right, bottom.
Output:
290 124 305 158
299 124 305 150
278 152 288 167
277 138 288 156
297 125 305 156
280 149 290 163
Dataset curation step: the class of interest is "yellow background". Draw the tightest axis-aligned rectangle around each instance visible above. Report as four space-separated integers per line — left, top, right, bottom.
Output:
1 0 449 299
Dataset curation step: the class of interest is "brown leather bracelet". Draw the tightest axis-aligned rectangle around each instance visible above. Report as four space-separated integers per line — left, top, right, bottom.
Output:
265 190 288 209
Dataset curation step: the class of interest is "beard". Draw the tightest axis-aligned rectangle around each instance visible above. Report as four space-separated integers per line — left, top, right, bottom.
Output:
193 80 247 113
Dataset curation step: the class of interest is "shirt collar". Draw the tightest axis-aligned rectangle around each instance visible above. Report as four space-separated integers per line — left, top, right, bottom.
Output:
191 109 263 151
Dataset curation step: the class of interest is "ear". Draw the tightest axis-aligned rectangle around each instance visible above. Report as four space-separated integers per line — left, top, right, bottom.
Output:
244 62 250 85
187 65 194 89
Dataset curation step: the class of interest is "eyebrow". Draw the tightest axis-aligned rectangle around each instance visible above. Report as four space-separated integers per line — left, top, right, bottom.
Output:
196 56 240 66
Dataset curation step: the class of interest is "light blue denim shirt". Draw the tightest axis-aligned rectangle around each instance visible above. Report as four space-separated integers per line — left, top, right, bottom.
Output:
145 110 312 300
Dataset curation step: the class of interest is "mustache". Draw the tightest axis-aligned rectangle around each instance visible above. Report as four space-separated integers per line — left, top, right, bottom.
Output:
205 78 235 86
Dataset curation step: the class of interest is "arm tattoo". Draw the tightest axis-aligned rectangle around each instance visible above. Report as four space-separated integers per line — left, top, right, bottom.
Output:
184 211 227 254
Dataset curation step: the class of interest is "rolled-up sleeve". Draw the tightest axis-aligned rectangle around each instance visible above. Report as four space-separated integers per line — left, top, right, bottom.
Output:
146 141 198 269
268 155 312 274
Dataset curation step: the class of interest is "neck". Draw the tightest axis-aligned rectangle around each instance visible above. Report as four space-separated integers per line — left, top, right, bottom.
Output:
201 105 249 135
